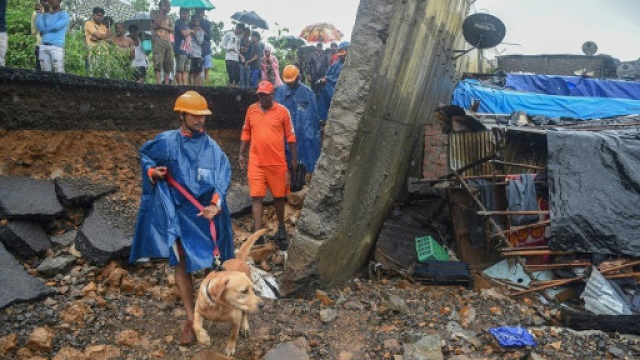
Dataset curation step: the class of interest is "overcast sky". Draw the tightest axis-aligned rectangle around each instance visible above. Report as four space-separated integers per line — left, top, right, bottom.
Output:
475 0 640 61
200 0 361 44
180 0 639 60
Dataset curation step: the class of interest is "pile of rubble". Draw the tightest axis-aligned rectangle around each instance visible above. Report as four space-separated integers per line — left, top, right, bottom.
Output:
0 176 126 309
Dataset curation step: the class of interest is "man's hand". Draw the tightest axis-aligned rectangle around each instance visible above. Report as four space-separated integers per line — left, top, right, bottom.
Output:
197 205 220 220
152 166 167 180
238 154 246 169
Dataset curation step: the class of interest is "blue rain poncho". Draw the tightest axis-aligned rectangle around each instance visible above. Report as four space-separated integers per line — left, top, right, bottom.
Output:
130 130 234 274
275 81 321 173
317 58 344 122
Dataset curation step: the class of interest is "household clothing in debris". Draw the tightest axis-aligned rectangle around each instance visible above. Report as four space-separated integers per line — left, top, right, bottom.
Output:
274 81 321 173
130 130 234 274
507 174 539 226
547 130 640 258
452 79 640 120
467 179 501 248
506 74 640 101
317 58 344 122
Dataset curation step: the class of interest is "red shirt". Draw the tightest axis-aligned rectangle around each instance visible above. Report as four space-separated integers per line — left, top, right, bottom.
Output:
241 102 296 167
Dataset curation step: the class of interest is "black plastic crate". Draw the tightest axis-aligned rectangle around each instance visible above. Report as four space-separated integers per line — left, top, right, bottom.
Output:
413 260 472 286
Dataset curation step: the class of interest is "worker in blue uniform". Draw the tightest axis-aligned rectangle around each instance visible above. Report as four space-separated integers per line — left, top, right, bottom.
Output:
130 90 233 346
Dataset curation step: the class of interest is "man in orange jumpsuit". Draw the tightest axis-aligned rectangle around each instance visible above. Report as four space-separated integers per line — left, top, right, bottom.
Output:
239 80 297 249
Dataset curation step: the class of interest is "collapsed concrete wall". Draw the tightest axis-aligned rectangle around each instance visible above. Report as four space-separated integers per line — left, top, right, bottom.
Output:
0 68 255 131
284 0 472 292
497 54 617 78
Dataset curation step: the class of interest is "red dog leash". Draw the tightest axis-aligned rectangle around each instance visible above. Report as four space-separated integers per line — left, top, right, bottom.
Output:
165 173 221 267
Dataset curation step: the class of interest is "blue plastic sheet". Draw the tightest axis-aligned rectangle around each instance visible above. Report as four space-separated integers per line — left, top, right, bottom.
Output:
275 82 322 173
452 79 640 119
318 59 344 122
489 326 537 348
130 130 234 274
506 74 640 100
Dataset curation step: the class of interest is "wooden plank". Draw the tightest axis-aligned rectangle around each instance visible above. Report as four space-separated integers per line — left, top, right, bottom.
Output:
490 160 545 170
478 210 549 216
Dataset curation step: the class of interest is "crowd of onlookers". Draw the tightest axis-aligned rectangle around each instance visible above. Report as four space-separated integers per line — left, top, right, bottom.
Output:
0 0 348 92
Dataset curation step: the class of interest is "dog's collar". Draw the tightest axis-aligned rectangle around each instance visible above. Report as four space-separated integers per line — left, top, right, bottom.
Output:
206 279 216 304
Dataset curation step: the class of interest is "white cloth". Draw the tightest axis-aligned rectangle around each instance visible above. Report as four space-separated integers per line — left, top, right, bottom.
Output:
39 44 65 73
0 32 7 67
132 43 147 67
221 31 239 61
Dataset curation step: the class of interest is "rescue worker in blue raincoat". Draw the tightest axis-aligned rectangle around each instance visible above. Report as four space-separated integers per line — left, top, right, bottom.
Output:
130 90 233 346
317 41 349 122
275 64 321 174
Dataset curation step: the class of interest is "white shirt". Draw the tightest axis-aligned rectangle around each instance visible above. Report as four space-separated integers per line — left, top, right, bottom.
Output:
221 31 239 61
132 42 147 67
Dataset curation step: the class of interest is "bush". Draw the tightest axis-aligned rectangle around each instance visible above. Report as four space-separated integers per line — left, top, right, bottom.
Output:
6 0 38 69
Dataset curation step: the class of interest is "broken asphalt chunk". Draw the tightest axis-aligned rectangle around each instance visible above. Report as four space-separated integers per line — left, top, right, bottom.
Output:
0 221 51 259
0 177 64 221
0 243 55 309
75 199 131 267
54 178 118 207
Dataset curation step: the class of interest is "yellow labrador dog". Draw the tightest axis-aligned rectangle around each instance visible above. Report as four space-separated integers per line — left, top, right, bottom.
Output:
194 229 268 356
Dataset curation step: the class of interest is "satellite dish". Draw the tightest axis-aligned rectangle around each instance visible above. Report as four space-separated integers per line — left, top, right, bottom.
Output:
462 13 506 49
581 41 598 56
616 62 636 79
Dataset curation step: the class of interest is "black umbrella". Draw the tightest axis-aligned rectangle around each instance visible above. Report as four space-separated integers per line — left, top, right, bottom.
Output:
124 12 151 32
281 35 305 49
231 10 269 30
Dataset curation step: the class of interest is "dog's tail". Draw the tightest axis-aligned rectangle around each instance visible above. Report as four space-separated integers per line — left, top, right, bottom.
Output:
236 229 268 261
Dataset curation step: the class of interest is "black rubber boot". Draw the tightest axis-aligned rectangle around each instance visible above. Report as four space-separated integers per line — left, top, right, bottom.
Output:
274 226 289 251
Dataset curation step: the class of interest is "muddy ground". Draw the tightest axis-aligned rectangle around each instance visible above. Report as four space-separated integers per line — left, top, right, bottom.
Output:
0 129 639 359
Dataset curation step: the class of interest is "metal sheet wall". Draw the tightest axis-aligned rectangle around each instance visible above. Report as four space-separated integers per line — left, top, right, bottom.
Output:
448 130 547 175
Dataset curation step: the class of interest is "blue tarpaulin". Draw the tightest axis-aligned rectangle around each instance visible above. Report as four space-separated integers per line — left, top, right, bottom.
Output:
489 326 537 348
452 79 640 119
506 74 640 100
130 130 235 274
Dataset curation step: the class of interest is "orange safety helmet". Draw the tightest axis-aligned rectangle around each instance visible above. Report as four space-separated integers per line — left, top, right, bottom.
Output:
282 65 300 83
173 90 212 116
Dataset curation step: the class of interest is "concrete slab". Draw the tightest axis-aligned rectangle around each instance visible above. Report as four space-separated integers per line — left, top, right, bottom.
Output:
75 199 131 266
0 177 64 220
54 178 118 207
0 243 55 309
0 221 51 259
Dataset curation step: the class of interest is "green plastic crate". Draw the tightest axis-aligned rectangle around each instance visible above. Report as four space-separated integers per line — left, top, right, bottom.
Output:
415 236 449 262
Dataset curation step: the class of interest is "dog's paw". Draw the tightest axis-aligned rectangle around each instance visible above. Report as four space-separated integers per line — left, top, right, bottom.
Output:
241 328 251 338
224 346 236 356
195 332 211 345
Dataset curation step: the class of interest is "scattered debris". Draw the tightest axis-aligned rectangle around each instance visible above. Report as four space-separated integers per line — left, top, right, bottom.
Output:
36 255 76 277
50 230 78 247
262 339 310 360
403 334 443 360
